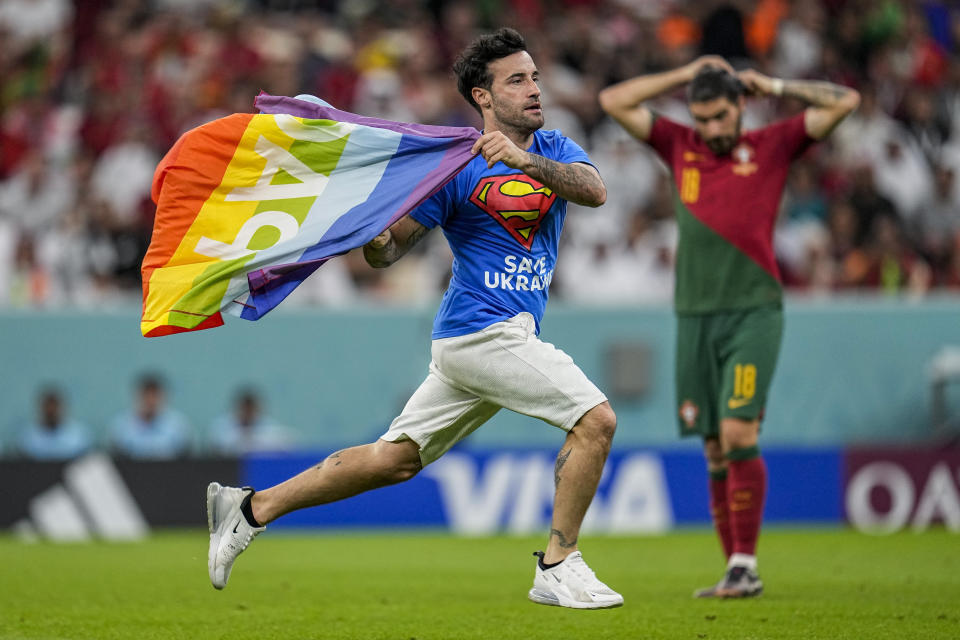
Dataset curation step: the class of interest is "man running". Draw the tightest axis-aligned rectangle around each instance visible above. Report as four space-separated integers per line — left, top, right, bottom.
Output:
207 28 623 609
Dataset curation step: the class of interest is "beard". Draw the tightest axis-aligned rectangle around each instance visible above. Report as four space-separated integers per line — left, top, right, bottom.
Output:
706 135 737 155
705 116 742 155
491 96 544 135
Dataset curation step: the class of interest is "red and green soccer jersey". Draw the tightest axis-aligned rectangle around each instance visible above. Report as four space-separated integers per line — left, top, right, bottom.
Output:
647 113 814 314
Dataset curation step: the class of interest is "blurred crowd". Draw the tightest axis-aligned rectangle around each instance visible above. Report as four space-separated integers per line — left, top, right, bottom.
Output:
3 374 296 460
4 0 960 309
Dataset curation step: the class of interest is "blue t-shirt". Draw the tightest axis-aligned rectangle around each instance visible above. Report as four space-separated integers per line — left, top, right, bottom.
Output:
412 129 592 338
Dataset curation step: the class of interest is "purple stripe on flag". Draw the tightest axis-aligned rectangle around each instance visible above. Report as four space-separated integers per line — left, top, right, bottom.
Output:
255 93 481 142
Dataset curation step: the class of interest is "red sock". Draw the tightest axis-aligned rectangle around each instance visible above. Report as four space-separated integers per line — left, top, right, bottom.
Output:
709 470 733 559
727 448 767 557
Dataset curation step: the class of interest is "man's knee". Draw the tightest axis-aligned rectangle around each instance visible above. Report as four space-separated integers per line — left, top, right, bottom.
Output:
703 438 725 470
574 402 617 445
720 418 760 452
388 460 421 484
374 439 423 484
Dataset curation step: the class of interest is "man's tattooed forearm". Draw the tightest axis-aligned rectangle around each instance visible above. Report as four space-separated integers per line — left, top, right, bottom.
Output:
554 447 572 487
550 528 578 548
363 238 399 268
405 224 428 248
363 224 428 268
524 154 605 207
782 80 851 107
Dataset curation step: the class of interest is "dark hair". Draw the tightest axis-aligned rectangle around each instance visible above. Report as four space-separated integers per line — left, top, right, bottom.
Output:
138 372 165 392
38 385 63 403
235 386 261 406
687 66 744 104
454 28 527 114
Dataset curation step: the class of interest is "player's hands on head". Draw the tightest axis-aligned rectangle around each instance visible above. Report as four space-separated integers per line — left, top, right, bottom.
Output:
685 55 735 81
472 131 529 170
737 69 775 96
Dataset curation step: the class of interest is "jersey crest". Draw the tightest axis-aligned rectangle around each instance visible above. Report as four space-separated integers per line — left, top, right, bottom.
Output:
679 399 699 429
731 142 758 176
469 174 556 249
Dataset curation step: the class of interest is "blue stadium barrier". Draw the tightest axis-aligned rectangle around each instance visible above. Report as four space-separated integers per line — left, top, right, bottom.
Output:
243 446 843 531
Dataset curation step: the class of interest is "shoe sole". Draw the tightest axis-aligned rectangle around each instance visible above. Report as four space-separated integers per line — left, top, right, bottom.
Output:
206 482 225 590
717 585 763 599
528 588 623 609
207 482 221 533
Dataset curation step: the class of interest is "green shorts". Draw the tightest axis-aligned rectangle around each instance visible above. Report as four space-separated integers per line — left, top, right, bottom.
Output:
675 305 783 439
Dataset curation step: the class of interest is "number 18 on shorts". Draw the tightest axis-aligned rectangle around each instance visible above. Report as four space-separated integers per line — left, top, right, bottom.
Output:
675 306 783 438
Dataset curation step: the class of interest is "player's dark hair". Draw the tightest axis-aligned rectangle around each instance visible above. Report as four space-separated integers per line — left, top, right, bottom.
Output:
454 27 528 114
687 66 744 104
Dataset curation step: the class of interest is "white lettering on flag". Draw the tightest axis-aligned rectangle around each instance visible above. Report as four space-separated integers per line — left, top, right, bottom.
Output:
195 210 301 260
226 135 332 203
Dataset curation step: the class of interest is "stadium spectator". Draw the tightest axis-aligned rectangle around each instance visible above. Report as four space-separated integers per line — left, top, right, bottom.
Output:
940 233 960 289
15 385 93 460
206 27 623 610
823 198 864 289
207 387 294 455
2 1 960 302
109 372 191 459
843 211 932 294
0 150 76 237
599 56 859 598
912 163 960 278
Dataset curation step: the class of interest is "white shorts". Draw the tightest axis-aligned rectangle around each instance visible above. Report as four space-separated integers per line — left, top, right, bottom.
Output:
382 312 607 465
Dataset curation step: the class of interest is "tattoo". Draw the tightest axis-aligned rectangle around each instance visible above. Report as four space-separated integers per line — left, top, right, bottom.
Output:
550 528 578 548
313 460 324 471
782 80 852 108
363 238 399 268
554 447 572 487
328 450 344 467
524 154 605 207
405 223 428 248
363 222 429 268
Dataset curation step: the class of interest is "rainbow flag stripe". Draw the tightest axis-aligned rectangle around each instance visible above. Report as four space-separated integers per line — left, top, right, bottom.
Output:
141 94 479 337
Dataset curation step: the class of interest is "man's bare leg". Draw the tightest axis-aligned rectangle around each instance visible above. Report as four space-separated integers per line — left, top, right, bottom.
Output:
251 438 422 525
543 401 617 564
207 438 422 590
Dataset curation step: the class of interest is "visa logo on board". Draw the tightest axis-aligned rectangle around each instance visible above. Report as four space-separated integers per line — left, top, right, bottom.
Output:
424 452 674 534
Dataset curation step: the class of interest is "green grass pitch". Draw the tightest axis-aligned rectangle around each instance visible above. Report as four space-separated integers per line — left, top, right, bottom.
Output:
1 528 958 640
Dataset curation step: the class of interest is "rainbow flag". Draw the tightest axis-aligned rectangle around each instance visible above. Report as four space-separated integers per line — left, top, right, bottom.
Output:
141 93 479 337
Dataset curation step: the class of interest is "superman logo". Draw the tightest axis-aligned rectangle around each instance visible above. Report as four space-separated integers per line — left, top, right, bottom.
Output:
469 174 556 249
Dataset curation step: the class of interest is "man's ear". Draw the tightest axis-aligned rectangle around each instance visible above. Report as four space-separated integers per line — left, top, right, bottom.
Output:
472 87 491 111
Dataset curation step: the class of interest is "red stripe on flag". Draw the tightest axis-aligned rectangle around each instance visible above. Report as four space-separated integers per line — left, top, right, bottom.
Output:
143 312 225 337
141 113 255 309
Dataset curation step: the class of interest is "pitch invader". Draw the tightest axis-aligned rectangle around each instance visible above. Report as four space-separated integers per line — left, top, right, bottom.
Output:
600 58 859 597
207 28 622 609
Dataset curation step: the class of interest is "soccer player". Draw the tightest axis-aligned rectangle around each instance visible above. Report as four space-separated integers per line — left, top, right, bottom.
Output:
207 28 623 609
599 57 859 598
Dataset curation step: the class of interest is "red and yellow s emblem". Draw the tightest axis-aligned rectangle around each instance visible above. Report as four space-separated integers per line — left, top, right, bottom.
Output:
469 175 556 249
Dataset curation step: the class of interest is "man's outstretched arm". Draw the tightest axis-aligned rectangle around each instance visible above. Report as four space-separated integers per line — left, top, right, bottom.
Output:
738 70 861 139
363 214 430 268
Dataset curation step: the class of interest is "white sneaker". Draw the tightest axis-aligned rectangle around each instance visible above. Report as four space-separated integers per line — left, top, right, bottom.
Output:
207 482 265 590
528 551 624 609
